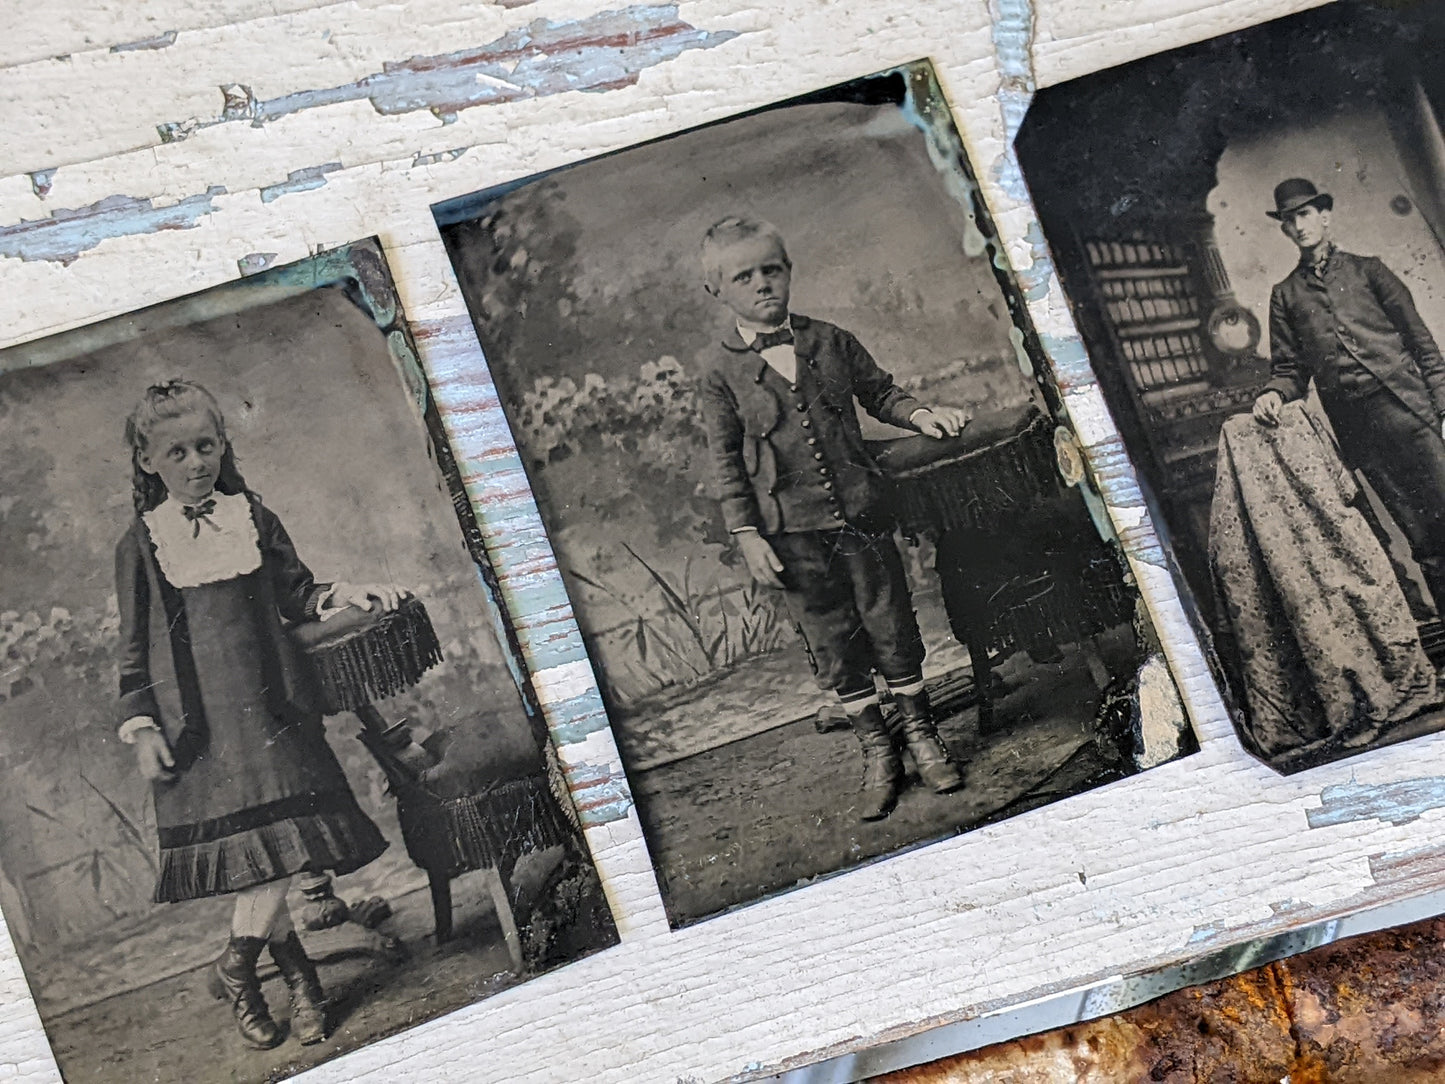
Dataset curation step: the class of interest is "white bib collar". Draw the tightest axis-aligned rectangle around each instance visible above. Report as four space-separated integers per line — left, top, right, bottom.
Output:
142 491 262 588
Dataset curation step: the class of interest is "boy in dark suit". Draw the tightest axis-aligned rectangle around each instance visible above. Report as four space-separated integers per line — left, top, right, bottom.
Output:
697 215 970 820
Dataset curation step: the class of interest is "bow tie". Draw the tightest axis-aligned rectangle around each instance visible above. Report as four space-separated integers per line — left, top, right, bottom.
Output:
750 328 794 352
182 498 219 538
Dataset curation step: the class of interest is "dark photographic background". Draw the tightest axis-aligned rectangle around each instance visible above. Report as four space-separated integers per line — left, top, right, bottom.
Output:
1016 0 1445 752
0 273 612 1037
439 68 1185 926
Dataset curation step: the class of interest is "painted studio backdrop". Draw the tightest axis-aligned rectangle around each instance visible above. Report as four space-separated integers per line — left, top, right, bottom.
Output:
438 64 1198 927
0 242 616 1084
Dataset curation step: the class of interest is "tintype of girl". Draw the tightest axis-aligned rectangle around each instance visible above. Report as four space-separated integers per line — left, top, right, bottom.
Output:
114 379 404 1049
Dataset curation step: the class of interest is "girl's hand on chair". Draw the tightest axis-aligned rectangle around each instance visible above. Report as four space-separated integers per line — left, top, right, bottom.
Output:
134 728 176 783
330 582 410 613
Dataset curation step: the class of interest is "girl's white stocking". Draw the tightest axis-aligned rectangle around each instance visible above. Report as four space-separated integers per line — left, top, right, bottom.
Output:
230 877 292 940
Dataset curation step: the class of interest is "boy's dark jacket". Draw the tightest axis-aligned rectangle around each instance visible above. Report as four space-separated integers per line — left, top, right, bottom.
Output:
698 313 921 535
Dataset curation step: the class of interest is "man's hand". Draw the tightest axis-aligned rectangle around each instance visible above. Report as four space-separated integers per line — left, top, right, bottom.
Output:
1253 391 1284 427
913 406 971 439
133 728 175 783
327 582 410 614
736 531 785 589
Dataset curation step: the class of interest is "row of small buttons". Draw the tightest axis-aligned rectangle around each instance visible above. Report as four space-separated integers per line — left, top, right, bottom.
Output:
793 384 840 518
754 363 844 522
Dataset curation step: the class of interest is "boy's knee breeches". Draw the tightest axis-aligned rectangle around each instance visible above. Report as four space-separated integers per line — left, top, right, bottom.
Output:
769 524 925 696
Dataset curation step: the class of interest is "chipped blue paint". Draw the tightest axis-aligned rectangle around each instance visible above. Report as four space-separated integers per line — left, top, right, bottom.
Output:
565 759 635 821
1307 776 1445 829
1039 331 1092 388
988 0 1036 204
413 146 470 169
418 312 597 682
161 5 738 138
110 31 177 52
1014 220 1055 302
1124 533 1167 569
407 308 630 820
29 169 54 198
259 162 343 203
1084 437 1146 509
548 692 614 745
1187 926 1219 944
0 187 225 265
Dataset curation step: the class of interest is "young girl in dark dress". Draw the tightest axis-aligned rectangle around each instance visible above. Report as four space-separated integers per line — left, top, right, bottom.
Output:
114 380 404 1049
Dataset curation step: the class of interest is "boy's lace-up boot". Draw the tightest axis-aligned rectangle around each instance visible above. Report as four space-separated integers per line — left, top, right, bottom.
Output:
850 704 903 820
892 690 964 793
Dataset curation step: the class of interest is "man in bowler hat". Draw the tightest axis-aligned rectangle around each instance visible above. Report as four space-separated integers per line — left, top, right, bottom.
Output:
1253 177 1445 609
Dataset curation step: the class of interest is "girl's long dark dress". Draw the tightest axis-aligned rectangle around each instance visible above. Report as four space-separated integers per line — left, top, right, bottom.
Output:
115 492 387 903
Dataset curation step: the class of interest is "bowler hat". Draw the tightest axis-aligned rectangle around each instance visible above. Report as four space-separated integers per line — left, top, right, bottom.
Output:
1267 178 1333 220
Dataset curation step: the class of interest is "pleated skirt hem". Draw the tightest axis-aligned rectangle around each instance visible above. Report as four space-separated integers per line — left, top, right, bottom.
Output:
154 808 389 903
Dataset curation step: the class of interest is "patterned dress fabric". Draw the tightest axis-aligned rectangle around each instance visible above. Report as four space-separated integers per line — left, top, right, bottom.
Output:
1209 402 1439 764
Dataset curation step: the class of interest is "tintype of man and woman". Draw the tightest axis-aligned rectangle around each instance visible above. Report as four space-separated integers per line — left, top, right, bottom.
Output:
1213 176 1445 764
1014 2 1445 772
1213 178 1445 763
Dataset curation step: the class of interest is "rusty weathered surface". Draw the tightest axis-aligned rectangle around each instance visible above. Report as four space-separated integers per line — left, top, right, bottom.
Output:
885 917 1445 1082
1282 918 1445 1083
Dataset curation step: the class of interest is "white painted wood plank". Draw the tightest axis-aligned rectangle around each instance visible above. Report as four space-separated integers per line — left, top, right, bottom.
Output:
0 0 338 69
0 0 730 177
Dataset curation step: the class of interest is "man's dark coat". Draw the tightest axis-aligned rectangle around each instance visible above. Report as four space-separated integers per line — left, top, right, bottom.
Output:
1265 248 1445 430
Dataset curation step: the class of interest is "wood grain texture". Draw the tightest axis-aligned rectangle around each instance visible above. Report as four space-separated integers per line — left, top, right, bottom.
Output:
5 1 1444 1082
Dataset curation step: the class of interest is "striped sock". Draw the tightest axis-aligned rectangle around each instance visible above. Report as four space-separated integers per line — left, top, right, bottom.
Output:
837 685 881 716
885 673 926 698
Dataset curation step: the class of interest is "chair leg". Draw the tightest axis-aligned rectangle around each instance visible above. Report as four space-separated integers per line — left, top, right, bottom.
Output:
485 867 525 974
428 870 453 945
1081 634 1111 690
969 631 996 736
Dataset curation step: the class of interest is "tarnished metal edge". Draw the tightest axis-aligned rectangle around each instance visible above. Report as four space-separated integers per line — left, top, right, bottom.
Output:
761 889 1445 1082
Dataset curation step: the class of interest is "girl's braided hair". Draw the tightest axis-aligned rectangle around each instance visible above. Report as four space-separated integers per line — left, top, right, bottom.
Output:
124 379 249 514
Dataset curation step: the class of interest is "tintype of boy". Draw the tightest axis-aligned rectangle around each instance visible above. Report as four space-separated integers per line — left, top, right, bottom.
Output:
696 215 971 821
1252 178 1445 609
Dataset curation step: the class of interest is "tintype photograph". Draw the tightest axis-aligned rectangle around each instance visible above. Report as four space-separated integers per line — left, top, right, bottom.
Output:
1017 0 1445 773
436 62 1197 928
0 240 616 1084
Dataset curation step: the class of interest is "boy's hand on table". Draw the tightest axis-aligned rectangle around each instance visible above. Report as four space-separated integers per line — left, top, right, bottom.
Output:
133 728 176 783
736 530 785 589
327 582 411 614
913 406 970 438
